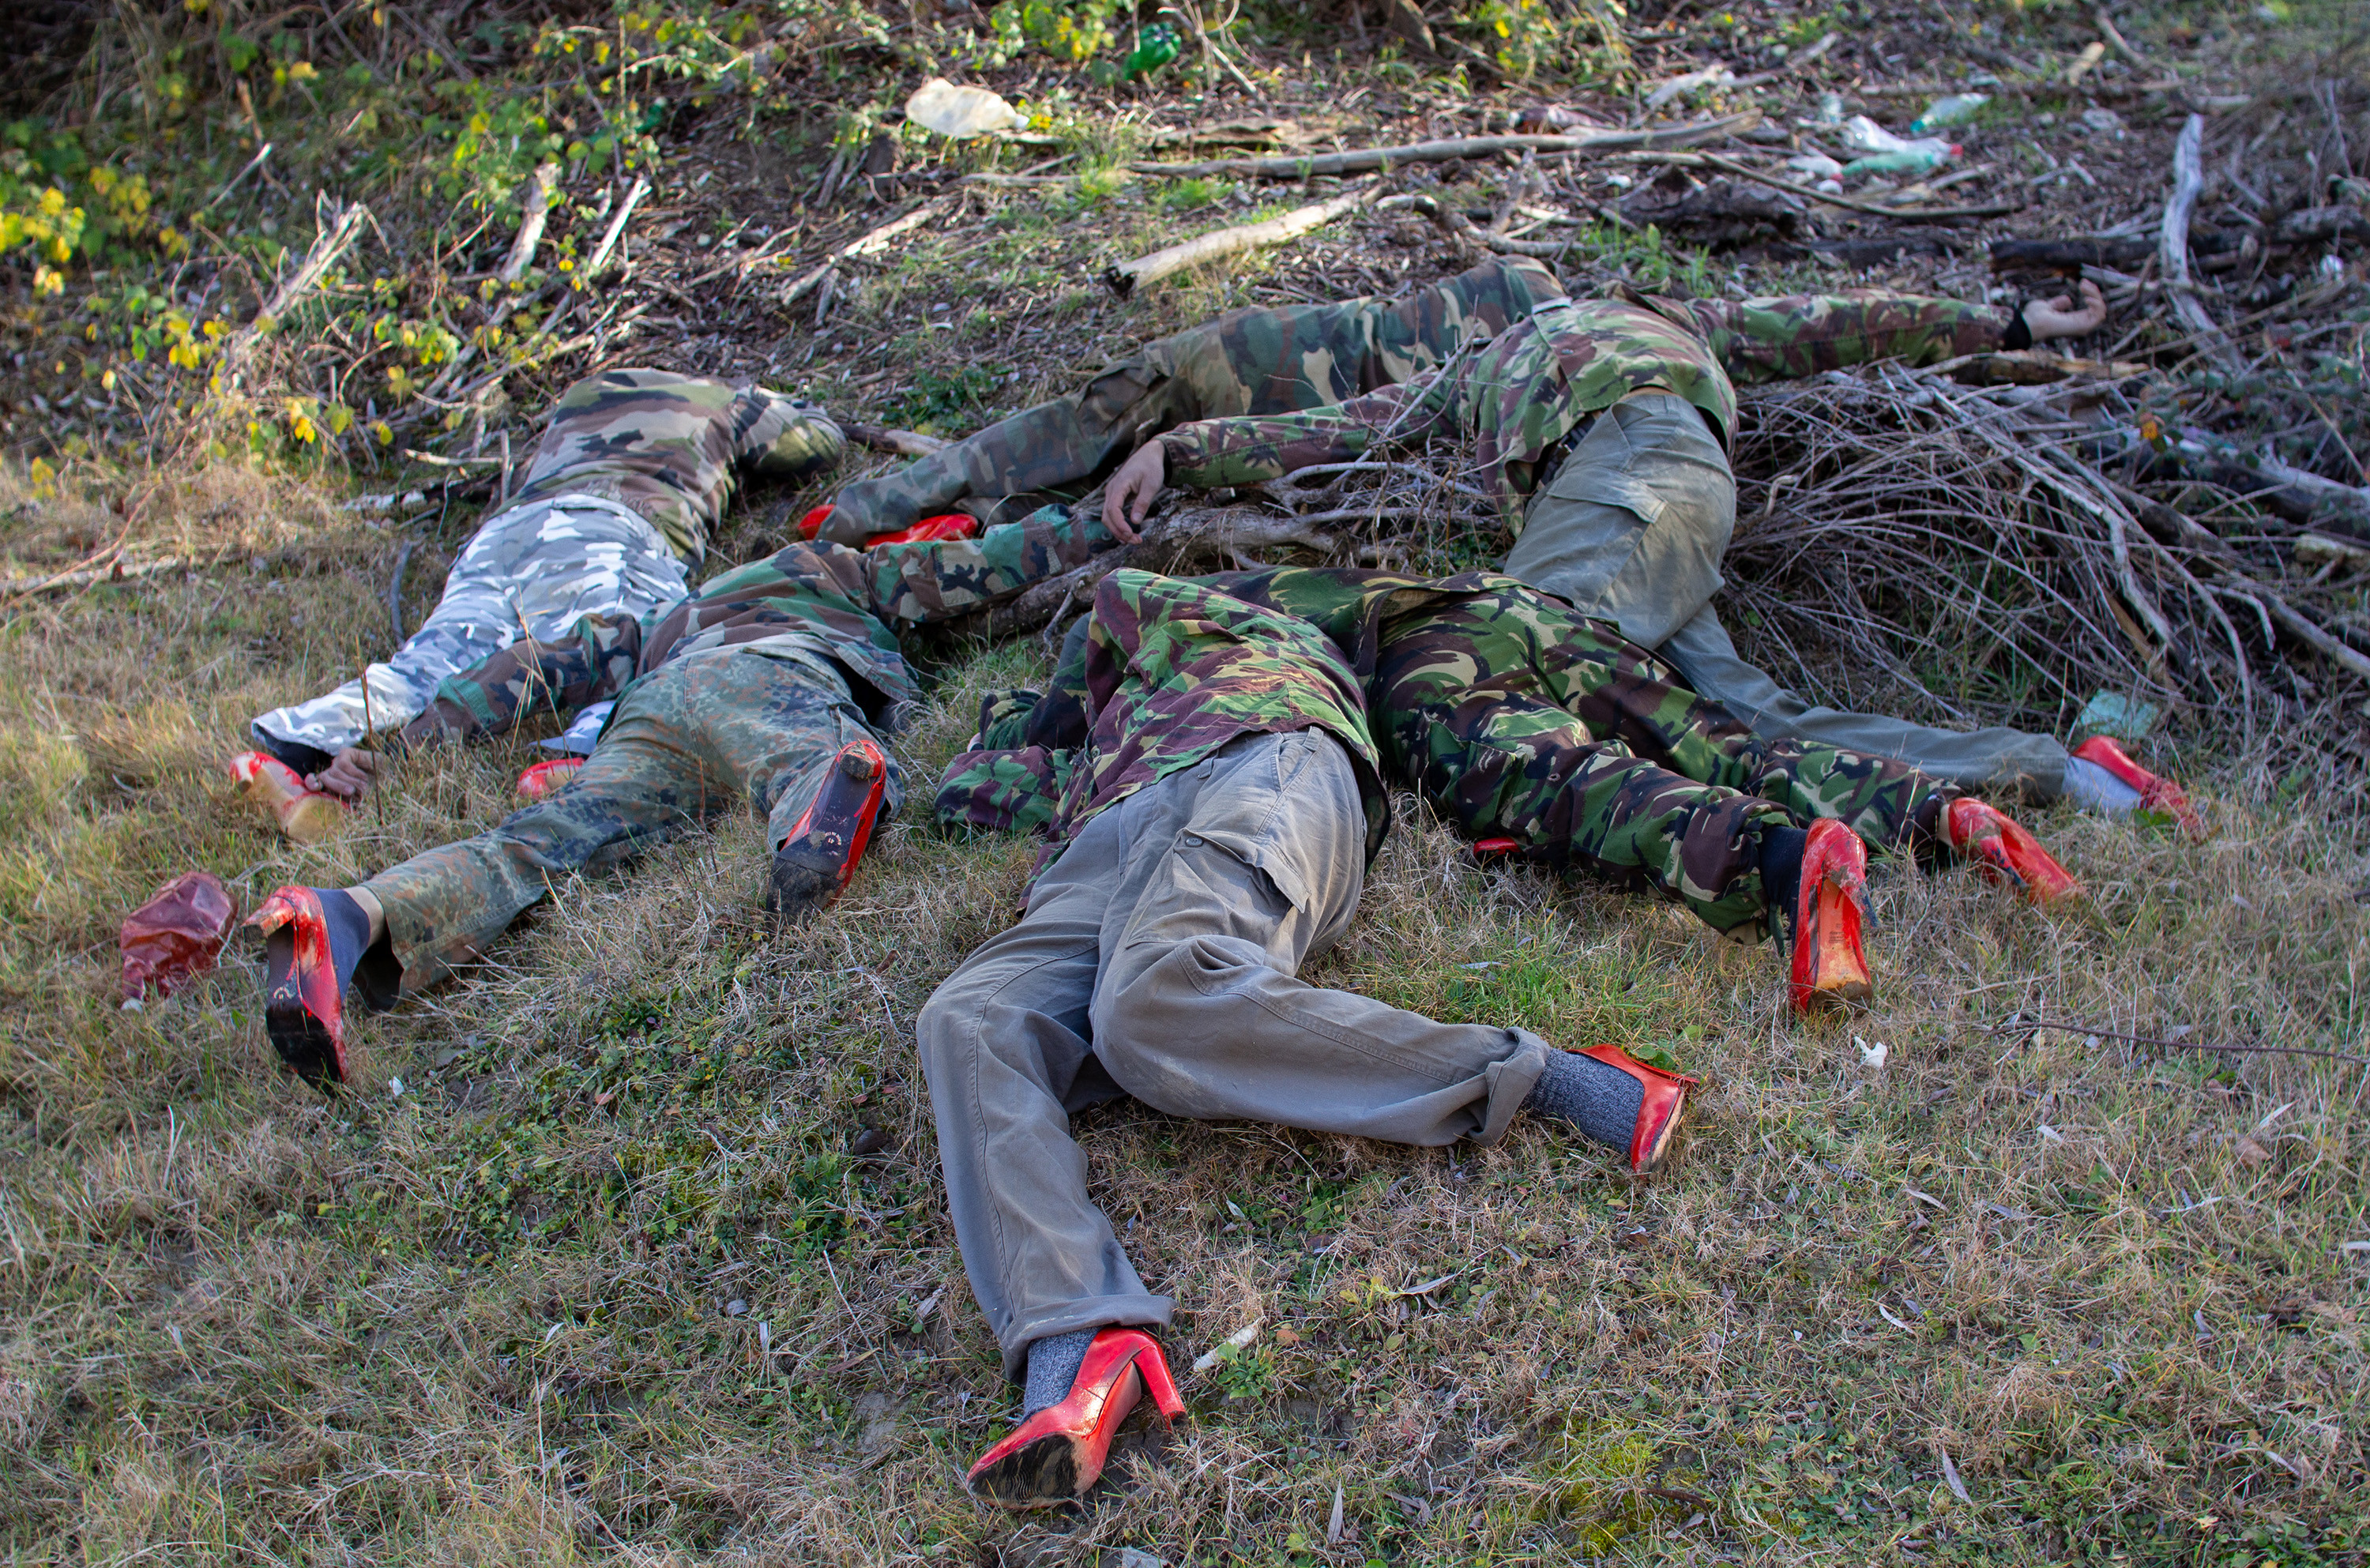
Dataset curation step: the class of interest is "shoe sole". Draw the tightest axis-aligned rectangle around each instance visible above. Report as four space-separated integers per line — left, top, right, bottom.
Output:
967 1433 1084 1509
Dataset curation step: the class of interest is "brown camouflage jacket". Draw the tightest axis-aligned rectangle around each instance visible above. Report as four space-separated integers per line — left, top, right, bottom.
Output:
1158 287 2008 525
401 505 1108 745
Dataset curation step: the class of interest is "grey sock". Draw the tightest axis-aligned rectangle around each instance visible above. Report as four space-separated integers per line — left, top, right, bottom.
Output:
1021 1327 1097 1416
2061 755 2142 816
1524 1049 1645 1152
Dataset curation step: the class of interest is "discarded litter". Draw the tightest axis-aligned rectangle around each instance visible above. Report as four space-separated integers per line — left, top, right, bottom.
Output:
1838 115 1956 164
1911 94 1991 133
119 870 239 1006
1123 23 1181 81
904 78 1026 138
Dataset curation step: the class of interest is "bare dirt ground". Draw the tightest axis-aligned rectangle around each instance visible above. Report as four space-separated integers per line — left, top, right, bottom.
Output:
1 2 2365 1562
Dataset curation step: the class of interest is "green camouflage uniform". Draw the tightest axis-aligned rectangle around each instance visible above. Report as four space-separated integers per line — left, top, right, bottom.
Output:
941 566 1952 941
251 370 846 767
819 257 1567 542
365 508 1111 987
935 567 1386 889
1155 286 2007 521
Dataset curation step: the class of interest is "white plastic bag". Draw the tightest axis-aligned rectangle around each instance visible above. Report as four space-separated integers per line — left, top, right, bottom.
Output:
905 77 1026 137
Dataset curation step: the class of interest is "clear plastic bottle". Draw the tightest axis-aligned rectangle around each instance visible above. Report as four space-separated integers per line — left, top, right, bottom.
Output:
1838 115 1956 162
120 870 239 1007
1912 94 1991 133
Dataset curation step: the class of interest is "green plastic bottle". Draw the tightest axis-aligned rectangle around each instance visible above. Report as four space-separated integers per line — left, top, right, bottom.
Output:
1124 23 1181 80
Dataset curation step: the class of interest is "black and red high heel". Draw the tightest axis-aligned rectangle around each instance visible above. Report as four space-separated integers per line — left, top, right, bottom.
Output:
1790 818 1874 1015
247 887 397 1085
1573 1044 1698 1174
766 738 888 920
966 1327 1187 1508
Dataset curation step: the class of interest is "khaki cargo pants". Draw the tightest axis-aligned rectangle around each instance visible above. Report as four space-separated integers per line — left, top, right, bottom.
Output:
916 729 1551 1378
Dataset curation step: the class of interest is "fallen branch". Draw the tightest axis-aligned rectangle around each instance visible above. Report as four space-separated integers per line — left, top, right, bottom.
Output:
583 176 651 280
1925 349 2150 385
0 555 190 600
498 162 561 282
221 198 371 380
1976 1016 2370 1069
1618 152 2023 221
2158 115 2240 369
784 197 954 305
1104 184 1377 296
1126 110 1761 180
1386 193 1586 259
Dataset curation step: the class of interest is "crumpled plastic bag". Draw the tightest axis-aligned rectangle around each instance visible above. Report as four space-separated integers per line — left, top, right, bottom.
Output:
120 870 239 1007
905 78 1025 138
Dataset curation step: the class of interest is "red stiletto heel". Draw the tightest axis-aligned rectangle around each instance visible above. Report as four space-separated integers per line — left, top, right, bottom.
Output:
966 1327 1187 1508
1945 798 2084 904
1791 819 1873 1014
1574 1044 1698 1174
2071 735 2207 840
249 887 352 1084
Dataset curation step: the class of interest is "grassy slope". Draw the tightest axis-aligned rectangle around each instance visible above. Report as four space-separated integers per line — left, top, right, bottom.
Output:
3 5 2368 1565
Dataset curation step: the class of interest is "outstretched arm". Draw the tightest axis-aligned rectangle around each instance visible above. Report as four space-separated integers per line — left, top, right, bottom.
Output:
1683 284 2101 383
863 503 1118 623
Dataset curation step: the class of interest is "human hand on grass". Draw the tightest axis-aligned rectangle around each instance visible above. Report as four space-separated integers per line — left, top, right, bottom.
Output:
308 747 383 801
2022 279 2107 342
1103 441 1166 543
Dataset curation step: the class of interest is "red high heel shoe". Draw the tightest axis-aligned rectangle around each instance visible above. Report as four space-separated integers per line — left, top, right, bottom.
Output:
966 1327 1187 1508
2071 735 2206 840
249 887 356 1084
1791 819 1873 1014
1945 798 2084 904
1574 1044 1698 1174
514 758 583 800
228 751 347 843
766 738 888 919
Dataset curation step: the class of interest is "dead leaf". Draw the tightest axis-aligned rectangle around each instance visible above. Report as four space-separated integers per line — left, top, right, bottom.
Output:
2235 1134 2272 1168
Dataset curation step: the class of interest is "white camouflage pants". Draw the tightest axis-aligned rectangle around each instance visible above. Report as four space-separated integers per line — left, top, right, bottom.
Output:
250 494 690 761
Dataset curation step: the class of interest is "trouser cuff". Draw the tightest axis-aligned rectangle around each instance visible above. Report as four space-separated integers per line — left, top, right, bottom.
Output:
998 1294 1174 1383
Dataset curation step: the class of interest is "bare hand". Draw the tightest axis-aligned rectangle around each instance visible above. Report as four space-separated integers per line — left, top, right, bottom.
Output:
1103 442 1166 543
308 747 384 801
2022 279 2107 343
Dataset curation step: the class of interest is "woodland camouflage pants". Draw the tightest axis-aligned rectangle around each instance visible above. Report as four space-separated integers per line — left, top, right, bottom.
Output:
821 256 1566 541
364 646 897 987
1374 589 1952 940
250 371 842 764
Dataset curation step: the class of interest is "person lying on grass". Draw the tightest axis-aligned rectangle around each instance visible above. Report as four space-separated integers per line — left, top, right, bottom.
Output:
799 255 1562 543
917 567 1699 1511
228 368 853 837
972 256 2200 833
949 564 2086 1032
246 503 1115 1088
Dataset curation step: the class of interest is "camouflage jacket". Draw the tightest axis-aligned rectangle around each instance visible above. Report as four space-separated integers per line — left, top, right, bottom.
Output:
401 505 1109 745
1158 288 2007 526
935 565 1530 879
933 568 1410 882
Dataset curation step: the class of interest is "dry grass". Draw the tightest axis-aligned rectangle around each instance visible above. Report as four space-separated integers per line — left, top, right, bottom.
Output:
4 2 2369 1561
2 449 2366 1566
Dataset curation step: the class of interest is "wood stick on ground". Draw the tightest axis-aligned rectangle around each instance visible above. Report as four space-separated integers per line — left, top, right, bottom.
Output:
2159 115 2240 368
784 198 954 306
498 162 561 282
1126 110 1760 179
1386 193 1584 259
583 176 652 280
226 198 371 366
1619 152 2024 221
0 555 190 600
1104 184 1379 296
